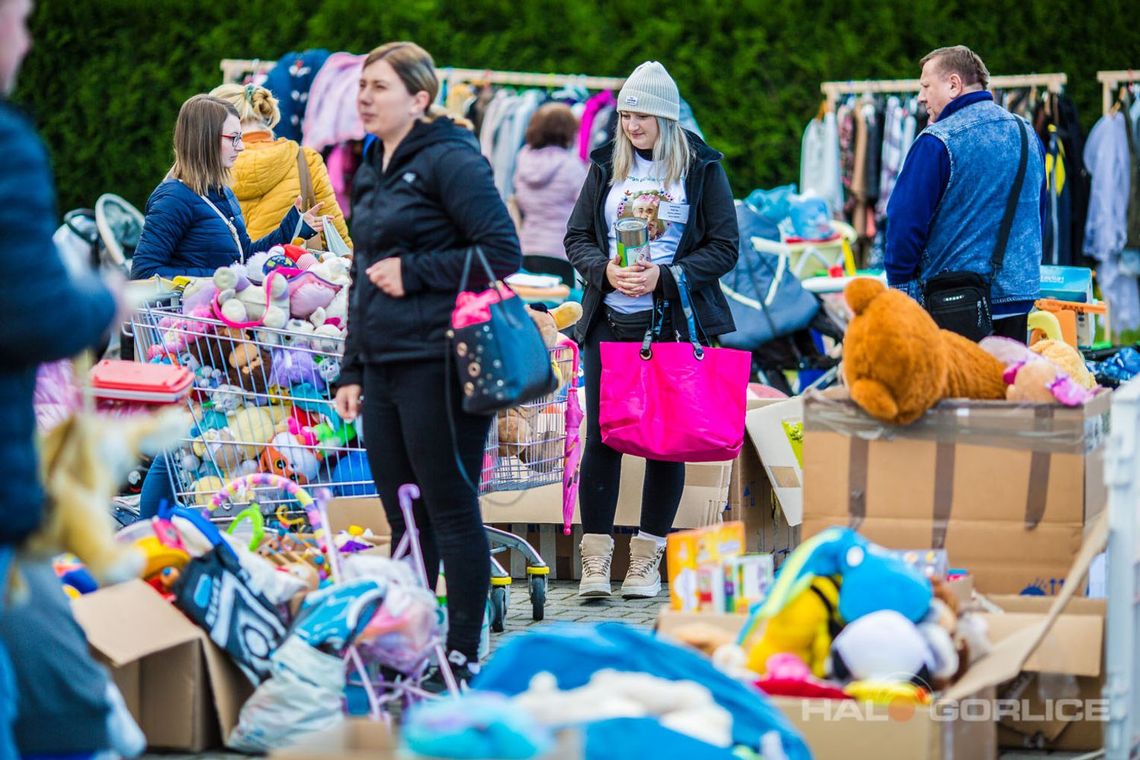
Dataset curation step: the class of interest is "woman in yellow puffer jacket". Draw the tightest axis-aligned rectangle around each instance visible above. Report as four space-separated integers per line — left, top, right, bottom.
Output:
209 83 352 247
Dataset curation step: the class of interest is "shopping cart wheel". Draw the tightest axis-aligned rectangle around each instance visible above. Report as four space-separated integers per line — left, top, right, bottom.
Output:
529 575 546 621
489 585 508 633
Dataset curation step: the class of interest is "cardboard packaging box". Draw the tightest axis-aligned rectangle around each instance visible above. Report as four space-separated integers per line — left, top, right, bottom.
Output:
730 397 804 562
985 595 1105 752
655 512 1109 760
271 719 582 760
72 580 251 751
801 388 1110 595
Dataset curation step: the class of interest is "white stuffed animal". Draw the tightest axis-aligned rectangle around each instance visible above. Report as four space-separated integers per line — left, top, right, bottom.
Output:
511 670 732 749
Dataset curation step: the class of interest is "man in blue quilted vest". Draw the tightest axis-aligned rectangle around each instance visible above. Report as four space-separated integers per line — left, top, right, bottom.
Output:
885 45 1047 341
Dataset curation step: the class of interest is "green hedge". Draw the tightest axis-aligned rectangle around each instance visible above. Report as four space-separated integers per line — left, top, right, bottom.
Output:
15 0 1140 214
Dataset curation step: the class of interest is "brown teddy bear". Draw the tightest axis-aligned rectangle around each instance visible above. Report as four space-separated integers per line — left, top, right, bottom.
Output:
842 278 1007 425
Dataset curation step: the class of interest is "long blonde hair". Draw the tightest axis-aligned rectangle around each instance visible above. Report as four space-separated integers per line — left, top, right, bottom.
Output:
169 95 239 195
209 83 280 129
611 116 691 187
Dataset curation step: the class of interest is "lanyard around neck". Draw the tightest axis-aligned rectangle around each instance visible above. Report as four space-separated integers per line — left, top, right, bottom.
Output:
197 187 244 262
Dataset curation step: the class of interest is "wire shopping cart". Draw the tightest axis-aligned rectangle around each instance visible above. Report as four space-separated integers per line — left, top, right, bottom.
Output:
477 337 583 628
129 297 582 625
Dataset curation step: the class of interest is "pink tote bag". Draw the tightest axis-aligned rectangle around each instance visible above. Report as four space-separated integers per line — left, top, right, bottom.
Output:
599 266 751 462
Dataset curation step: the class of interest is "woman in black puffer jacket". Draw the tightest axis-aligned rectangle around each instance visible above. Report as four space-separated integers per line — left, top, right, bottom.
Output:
333 41 520 689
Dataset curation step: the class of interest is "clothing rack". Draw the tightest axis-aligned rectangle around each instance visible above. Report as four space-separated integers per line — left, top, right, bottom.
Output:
219 58 625 90
1098 69 1140 115
820 73 1067 110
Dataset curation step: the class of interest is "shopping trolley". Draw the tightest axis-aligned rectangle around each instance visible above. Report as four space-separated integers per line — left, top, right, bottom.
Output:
477 338 583 629
130 296 582 626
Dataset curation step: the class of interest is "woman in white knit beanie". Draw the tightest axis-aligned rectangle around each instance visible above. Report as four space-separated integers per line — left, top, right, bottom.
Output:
564 60 739 601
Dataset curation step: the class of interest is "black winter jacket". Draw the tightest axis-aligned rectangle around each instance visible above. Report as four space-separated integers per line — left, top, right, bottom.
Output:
564 131 739 343
339 118 522 383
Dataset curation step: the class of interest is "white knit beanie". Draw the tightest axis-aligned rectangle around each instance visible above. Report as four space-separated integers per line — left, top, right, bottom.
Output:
617 61 680 121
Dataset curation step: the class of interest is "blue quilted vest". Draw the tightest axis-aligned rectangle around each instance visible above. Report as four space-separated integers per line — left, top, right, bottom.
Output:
919 100 1044 306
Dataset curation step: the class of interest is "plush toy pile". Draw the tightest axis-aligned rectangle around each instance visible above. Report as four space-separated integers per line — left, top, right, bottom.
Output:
137 245 362 503
670 528 992 706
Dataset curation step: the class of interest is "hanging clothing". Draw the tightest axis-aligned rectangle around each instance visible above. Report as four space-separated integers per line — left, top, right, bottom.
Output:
302 52 366 152
488 89 545 200
262 49 331 142
1041 125 1072 266
862 101 884 203
799 111 844 217
1083 112 1131 259
578 91 616 161
876 97 905 216
1083 111 1138 331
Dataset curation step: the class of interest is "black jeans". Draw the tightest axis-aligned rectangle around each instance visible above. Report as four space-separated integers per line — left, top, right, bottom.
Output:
579 307 686 537
361 360 492 661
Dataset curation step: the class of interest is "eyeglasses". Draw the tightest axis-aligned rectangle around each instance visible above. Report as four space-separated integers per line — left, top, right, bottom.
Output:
220 132 244 148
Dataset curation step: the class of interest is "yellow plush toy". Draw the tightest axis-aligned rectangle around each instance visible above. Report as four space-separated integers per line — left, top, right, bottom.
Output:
843 278 1007 425
1030 339 1097 389
745 576 842 678
18 407 188 591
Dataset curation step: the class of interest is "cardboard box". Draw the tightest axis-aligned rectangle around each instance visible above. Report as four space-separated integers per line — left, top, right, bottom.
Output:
655 511 1110 760
71 580 251 751
984 595 1106 752
271 719 398 759
730 398 803 562
271 719 582 759
801 388 1110 595
326 497 392 556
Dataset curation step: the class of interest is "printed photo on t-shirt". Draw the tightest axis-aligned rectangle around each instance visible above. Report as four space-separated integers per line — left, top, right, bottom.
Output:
616 188 677 242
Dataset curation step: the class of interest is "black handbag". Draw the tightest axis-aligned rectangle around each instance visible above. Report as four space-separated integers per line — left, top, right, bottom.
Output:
447 247 556 415
922 118 1030 342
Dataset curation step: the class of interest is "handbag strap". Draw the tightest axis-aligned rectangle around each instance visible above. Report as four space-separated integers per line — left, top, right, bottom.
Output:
296 145 316 210
637 266 706 360
458 246 501 294
990 118 1031 276
669 265 706 359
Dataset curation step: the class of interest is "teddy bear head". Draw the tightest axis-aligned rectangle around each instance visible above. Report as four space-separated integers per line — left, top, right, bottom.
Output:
842 278 949 425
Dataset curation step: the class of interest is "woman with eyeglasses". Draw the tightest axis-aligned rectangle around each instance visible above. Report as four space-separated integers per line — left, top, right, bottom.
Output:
130 94 323 280
130 94 323 521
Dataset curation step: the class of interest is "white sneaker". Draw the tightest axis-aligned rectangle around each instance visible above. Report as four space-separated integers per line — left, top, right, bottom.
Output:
578 533 615 598
621 536 664 599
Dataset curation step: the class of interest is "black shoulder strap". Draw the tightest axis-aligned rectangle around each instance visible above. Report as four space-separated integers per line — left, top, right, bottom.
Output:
991 118 1031 275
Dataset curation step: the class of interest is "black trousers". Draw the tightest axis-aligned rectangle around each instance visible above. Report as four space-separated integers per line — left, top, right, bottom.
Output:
579 308 686 537
361 360 492 661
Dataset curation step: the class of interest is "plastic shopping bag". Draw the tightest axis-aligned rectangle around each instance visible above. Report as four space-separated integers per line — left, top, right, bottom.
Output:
323 217 352 257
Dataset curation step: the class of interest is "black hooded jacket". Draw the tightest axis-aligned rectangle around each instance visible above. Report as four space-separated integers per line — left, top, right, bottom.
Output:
339 118 521 384
563 130 739 342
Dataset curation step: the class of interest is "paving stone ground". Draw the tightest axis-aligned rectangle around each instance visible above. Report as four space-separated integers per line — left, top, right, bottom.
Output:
489 578 666 653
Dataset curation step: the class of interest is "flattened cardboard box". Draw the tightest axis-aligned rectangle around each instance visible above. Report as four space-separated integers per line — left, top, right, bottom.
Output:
71 580 252 751
655 512 1109 760
984 595 1106 752
801 388 1110 595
